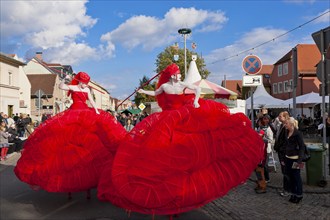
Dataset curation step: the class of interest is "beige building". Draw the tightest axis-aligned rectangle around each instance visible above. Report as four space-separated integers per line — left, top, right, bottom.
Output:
27 74 64 122
0 53 30 116
89 80 111 110
24 52 114 117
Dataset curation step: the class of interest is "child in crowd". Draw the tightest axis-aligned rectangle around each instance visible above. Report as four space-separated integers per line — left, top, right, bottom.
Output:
0 125 10 161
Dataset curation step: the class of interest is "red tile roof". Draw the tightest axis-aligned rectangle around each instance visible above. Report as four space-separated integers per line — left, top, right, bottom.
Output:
258 65 274 75
222 80 242 96
297 44 321 73
275 44 321 74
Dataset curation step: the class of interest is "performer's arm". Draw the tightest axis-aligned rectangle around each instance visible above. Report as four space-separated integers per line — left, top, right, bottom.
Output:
59 75 71 91
87 89 100 114
181 82 201 108
138 86 164 96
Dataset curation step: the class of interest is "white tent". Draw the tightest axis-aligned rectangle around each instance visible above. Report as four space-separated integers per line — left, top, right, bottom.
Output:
284 92 329 105
245 84 288 109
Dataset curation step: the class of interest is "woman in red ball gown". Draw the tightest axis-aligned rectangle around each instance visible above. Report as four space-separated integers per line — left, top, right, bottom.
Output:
14 72 126 195
97 64 264 215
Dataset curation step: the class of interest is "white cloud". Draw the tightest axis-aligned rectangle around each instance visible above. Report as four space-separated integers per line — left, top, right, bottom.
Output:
45 42 99 64
314 9 330 24
100 7 228 52
0 0 98 64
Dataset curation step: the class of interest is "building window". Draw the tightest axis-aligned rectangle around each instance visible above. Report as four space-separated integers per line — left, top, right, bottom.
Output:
283 62 288 75
289 79 293 91
9 72 12 85
278 64 283 77
273 83 278 94
284 81 289 92
278 82 283 93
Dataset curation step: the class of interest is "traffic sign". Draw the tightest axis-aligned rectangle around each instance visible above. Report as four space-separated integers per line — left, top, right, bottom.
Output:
242 75 263 87
242 55 262 75
138 103 146 111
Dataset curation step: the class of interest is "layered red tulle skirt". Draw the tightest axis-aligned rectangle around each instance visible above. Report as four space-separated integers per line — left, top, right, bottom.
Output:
98 95 264 215
14 107 126 193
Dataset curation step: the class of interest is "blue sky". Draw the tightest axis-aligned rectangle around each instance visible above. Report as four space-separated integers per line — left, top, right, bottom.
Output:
1 0 329 99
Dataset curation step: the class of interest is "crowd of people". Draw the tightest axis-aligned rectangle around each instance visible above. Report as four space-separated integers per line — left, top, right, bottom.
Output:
252 107 324 204
0 112 31 160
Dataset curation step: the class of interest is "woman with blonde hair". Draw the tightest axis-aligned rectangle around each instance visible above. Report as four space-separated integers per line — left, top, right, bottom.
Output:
273 111 291 197
284 116 305 203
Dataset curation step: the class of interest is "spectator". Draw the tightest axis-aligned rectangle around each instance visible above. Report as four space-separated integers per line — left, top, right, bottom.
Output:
13 113 19 122
255 115 273 194
0 112 4 122
124 119 134 132
7 123 24 152
16 113 30 137
273 111 291 197
0 124 10 161
4 114 15 127
284 117 305 203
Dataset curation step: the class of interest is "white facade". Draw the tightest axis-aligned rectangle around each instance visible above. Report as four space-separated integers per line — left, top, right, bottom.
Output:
89 80 110 110
0 53 30 116
18 66 31 114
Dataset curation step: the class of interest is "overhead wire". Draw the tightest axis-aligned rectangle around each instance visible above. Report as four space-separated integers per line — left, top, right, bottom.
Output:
209 10 330 65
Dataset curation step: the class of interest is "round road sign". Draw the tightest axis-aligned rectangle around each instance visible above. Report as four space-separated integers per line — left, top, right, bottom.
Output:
242 55 262 75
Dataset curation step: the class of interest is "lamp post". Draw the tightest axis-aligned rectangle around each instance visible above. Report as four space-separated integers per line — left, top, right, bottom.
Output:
178 28 191 76
286 82 292 114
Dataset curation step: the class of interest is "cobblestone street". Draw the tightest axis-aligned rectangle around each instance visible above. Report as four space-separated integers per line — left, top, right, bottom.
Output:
1 153 329 220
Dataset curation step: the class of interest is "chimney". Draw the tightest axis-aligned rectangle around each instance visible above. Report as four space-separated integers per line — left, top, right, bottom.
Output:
36 52 43 60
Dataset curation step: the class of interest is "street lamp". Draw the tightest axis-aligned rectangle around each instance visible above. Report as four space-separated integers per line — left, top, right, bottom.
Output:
178 28 191 76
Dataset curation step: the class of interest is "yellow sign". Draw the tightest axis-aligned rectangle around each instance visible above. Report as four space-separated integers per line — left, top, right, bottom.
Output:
138 103 146 110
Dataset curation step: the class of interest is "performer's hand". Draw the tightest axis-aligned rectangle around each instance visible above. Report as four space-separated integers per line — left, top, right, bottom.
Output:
193 101 200 108
95 109 100 115
137 89 144 94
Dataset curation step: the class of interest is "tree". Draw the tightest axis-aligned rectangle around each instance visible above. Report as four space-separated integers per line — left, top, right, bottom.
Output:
155 46 210 80
134 76 157 106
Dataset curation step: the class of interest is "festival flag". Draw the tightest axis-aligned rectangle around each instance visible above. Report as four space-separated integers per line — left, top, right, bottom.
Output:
191 42 197 50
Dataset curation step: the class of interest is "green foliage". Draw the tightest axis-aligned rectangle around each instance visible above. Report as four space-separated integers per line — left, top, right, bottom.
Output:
155 46 210 80
134 76 157 106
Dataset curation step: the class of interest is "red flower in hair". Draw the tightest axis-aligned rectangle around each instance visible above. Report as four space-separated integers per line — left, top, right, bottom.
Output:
67 72 91 96
156 64 181 109
157 64 180 89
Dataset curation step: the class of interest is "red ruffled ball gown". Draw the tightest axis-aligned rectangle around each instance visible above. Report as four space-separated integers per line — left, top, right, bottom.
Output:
98 93 264 215
14 91 127 193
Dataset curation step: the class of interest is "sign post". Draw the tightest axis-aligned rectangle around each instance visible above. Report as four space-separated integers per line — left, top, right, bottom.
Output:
242 55 262 129
35 89 45 123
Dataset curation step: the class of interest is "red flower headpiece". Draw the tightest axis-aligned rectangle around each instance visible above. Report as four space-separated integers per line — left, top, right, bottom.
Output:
156 64 181 109
157 64 180 89
71 72 90 85
67 71 90 96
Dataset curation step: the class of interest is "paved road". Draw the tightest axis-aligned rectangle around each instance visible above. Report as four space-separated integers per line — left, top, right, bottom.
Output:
1 153 330 220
